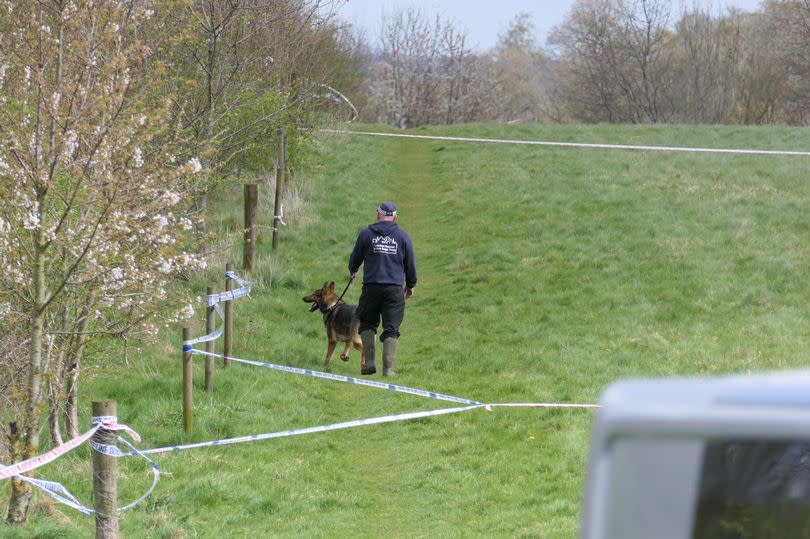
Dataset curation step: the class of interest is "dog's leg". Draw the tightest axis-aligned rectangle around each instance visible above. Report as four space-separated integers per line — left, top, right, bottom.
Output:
354 338 365 369
339 341 351 362
324 340 337 366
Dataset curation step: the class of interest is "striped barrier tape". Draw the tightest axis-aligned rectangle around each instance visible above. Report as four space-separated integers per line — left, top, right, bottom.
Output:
182 271 251 348
0 413 138 481
91 401 599 459
110 404 485 457
15 476 95 516
1 416 153 515
210 271 252 305
322 129 810 157
485 402 600 410
189 348 482 406
0 426 102 481
89 434 161 512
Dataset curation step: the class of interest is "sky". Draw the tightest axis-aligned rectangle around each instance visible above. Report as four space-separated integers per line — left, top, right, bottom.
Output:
334 0 766 51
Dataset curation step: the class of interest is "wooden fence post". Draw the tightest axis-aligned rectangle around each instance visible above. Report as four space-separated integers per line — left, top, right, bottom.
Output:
272 127 286 251
205 286 215 392
182 326 192 434
223 263 233 367
91 400 119 539
243 183 258 272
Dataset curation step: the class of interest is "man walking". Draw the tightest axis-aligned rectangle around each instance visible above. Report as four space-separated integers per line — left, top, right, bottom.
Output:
349 202 417 376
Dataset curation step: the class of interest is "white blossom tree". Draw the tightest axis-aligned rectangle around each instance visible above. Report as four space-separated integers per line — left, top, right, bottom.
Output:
0 0 205 523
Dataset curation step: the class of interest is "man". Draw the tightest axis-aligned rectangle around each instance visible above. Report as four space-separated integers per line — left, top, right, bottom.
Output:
348 202 417 376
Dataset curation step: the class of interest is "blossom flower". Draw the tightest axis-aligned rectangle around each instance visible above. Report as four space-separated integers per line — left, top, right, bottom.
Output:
133 147 144 168
185 157 202 174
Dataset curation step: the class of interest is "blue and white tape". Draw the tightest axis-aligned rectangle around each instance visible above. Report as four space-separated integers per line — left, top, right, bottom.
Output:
89 434 161 512
190 348 482 406
0 416 156 515
113 404 484 457
14 475 95 516
182 271 251 348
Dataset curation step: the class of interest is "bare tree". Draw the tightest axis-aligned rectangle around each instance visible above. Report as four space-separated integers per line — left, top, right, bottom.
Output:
759 0 810 124
548 0 673 123
548 0 629 122
668 6 743 123
367 9 475 127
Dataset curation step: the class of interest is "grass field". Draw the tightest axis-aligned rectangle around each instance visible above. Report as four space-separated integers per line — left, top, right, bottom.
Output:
4 122 810 538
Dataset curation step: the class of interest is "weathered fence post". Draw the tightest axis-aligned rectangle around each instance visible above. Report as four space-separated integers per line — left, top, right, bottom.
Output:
182 326 193 434
223 263 233 367
243 183 258 272
91 400 119 539
205 286 215 393
272 127 286 251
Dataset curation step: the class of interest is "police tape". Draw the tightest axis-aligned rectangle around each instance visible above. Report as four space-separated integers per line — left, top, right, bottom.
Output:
0 416 140 480
1 416 154 515
323 129 810 157
485 402 601 409
189 348 482 406
108 404 485 457
15 475 95 516
0 425 101 481
182 271 251 348
89 434 161 512
91 400 599 460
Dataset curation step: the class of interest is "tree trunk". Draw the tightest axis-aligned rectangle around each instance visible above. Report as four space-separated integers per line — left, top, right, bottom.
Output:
64 300 92 439
47 377 64 447
48 309 68 446
6 422 32 524
7 234 46 524
64 363 80 439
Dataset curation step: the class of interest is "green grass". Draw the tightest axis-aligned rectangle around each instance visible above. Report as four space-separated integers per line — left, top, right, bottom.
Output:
6 122 810 537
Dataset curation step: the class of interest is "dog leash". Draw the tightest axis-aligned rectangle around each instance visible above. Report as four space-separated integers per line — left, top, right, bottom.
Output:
326 276 354 314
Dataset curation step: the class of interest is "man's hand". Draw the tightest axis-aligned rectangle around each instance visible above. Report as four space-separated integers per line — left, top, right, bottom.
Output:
350 272 357 280
404 287 414 299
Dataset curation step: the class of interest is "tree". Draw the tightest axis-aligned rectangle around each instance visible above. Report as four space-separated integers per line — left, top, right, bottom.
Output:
667 7 744 123
548 0 629 122
165 1 362 232
732 9 783 124
548 0 673 123
493 13 551 122
0 0 204 522
760 0 810 124
366 8 475 127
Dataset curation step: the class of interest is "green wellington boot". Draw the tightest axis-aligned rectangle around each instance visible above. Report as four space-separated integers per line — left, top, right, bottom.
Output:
382 338 398 377
361 330 377 375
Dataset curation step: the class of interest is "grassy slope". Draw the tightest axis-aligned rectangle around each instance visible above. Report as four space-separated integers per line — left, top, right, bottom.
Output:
5 122 810 538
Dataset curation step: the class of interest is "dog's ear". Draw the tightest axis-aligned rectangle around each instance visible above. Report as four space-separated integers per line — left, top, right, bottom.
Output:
328 281 335 291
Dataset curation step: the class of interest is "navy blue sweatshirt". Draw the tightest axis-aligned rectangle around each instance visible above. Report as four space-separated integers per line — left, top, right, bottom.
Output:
348 221 417 288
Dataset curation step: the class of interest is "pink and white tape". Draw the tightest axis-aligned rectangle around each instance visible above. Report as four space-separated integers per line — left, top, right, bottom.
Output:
0 416 139 481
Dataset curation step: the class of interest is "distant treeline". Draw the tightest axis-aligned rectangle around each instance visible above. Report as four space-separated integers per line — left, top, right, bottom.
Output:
338 1 810 127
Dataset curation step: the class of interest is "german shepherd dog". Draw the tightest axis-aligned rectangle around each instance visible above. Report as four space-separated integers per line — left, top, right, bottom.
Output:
302 281 364 368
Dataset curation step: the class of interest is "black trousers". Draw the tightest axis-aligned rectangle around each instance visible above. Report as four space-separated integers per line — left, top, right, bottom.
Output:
357 284 406 341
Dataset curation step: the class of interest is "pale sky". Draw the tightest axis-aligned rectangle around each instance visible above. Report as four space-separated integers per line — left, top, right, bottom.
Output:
335 0 766 51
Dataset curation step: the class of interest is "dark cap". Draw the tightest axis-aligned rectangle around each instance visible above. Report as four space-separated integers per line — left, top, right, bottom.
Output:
377 202 397 216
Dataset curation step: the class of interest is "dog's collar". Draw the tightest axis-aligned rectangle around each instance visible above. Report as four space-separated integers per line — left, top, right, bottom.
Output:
323 300 343 315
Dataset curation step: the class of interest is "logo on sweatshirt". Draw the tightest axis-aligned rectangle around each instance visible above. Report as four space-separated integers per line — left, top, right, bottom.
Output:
372 235 398 255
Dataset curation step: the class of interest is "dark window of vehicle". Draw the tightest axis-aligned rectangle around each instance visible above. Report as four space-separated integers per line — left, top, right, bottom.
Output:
692 440 810 539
